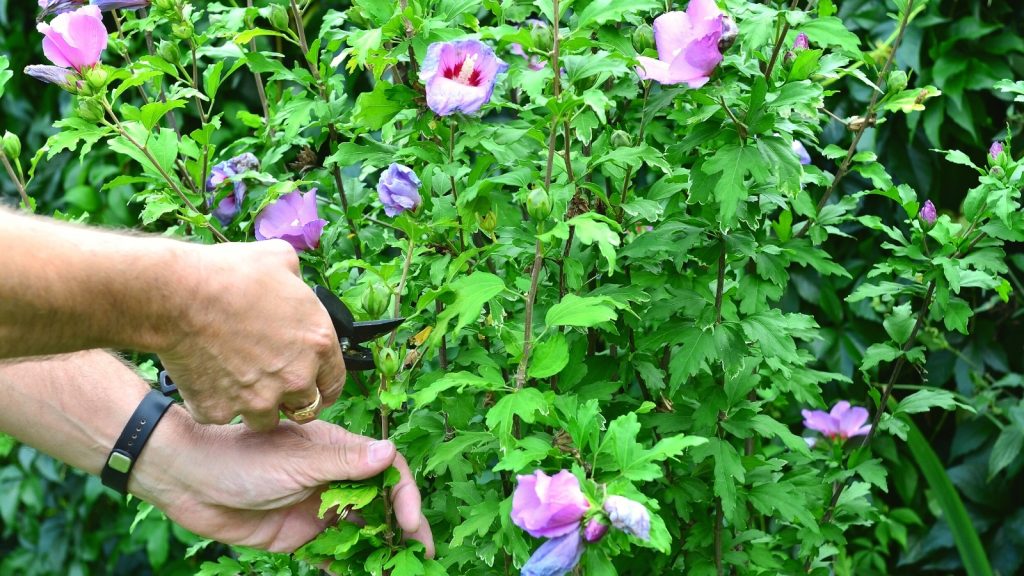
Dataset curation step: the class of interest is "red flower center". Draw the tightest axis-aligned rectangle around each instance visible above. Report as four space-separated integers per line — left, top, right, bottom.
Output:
444 53 482 87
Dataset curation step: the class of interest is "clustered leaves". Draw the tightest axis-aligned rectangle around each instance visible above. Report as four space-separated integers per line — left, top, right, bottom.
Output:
13 0 1024 575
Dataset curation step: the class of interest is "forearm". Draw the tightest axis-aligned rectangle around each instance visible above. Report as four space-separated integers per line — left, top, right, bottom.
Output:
0 208 194 359
0 351 194 506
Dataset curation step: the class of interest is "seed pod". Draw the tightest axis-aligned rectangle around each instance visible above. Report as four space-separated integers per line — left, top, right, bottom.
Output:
632 24 655 53
361 284 391 319
2 132 20 160
526 187 552 221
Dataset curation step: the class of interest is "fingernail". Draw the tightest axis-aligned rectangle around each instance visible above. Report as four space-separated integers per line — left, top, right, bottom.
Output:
368 440 395 465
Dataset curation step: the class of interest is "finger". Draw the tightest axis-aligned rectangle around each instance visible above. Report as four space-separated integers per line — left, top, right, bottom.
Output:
310 438 396 484
261 238 301 276
281 384 322 424
241 409 281 432
182 397 234 426
315 330 346 406
403 513 435 559
389 453 423 534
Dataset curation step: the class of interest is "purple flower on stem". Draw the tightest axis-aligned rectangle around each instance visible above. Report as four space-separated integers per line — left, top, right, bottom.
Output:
24 64 75 86
583 518 609 543
801 401 871 441
91 0 149 10
636 0 727 88
793 32 810 51
377 163 422 217
511 470 590 538
990 141 1005 159
37 5 107 72
792 140 811 165
254 189 328 252
38 0 148 19
603 495 651 540
919 200 937 225
420 39 509 116
521 531 585 576
206 153 260 225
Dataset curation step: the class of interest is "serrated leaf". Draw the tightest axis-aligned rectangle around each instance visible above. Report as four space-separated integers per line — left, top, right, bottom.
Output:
319 484 378 519
545 294 617 328
528 332 569 379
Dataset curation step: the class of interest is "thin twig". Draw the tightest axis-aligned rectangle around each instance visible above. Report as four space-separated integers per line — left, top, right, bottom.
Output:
0 154 29 208
794 0 915 239
448 119 466 251
388 237 415 348
713 237 727 574
246 0 271 125
515 237 545 390
763 0 802 81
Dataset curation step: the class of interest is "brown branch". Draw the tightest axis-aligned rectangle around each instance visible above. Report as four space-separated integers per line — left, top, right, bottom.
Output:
246 0 271 125
763 0 802 81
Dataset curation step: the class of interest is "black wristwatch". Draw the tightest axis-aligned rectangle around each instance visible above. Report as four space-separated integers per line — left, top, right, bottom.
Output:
100 388 175 495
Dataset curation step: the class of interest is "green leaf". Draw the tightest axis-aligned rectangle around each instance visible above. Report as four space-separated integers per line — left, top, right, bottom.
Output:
882 302 915 345
692 438 745 520
352 82 416 130
860 342 902 374
528 332 569 379
411 371 504 406
319 484 378 519
385 548 424 576
799 16 861 54
567 213 621 273
895 389 970 415
702 144 763 225
740 311 802 363
906 417 994 576
451 498 499 547
435 272 506 342
545 294 618 328
988 424 1023 480
595 412 705 481
668 326 717 388
486 388 549 441
574 0 659 30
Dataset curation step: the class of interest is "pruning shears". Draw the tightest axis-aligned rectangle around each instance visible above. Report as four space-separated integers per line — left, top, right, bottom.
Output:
158 285 404 396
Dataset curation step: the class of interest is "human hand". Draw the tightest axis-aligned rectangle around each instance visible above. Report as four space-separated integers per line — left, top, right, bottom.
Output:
133 409 434 555
159 240 346 430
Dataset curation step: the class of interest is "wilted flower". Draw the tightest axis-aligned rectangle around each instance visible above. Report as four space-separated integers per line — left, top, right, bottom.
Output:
583 518 609 543
24 64 75 86
792 140 811 165
603 495 651 540
919 200 937 225
37 5 107 72
801 401 871 441
636 0 728 88
521 531 585 576
420 39 509 116
793 32 810 51
990 141 1005 159
511 470 590 538
206 153 260 225
254 189 328 252
377 163 422 217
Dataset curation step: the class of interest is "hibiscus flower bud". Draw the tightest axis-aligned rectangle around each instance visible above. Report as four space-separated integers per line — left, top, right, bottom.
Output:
583 518 609 543
632 24 655 53
603 495 651 540
918 200 937 226
511 470 589 538
478 210 498 235
521 532 585 576
526 187 552 221
377 347 401 379
2 132 21 160
990 141 1005 160
172 21 194 40
77 98 105 122
361 283 391 319
718 15 739 52
611 130 632 148
887 70 908 93
254 189 328 252
25 64 76 88
377 163 422 217
793 32 810 51
85 67 109 91
158 40 181 64
267 4 290 31
530 23 553 54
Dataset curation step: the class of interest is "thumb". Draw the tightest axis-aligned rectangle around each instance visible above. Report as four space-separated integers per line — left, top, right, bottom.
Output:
312 439 396 483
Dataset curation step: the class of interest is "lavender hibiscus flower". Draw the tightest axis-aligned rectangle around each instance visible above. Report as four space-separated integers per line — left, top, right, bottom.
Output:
802 401 872 441
637 0 728 88
521 531 585 576
37 5 107 72
377 163 422 217
919 200 937 225
511 470 590 538
792 140 812 165
206 153 260 225
421 39 509 116
254 189 328 252
603 495 651 540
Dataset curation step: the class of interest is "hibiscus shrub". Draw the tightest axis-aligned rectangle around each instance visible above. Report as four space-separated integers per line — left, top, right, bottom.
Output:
10 0 1024 575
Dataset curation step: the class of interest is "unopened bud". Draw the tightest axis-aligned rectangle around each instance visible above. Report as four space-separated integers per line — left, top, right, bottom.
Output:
632 24 655 53
990 141 1005 160
611 130 632 148
530 23 553 54
526 187 551 221
918 200 936 226
793 32 809 51
76 98 105 122
158 40 181 64
478 210 498 235
2 132 21 160
887 70 908 93
172 21 194 40
361 284 391 319
267 4 290 31
377 347 400 379
85 67 109 92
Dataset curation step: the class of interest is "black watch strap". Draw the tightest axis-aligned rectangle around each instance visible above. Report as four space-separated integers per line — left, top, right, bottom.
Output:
101 389 175 495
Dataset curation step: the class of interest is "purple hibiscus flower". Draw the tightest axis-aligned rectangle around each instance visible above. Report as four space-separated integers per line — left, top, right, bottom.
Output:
254 189 328 252
636 0 728 88
377 163 422 217
793 32 810 50
206 153 260 225
521 531 585 576
990 141 1004 159
792 140 812 165
802 401 872 441
24 64 75 86
603 495 651 540
37 5 107 72
420 39 509 116
511 470 590 538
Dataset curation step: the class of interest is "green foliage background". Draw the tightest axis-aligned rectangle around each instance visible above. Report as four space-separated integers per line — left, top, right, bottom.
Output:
0 0 1022 574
